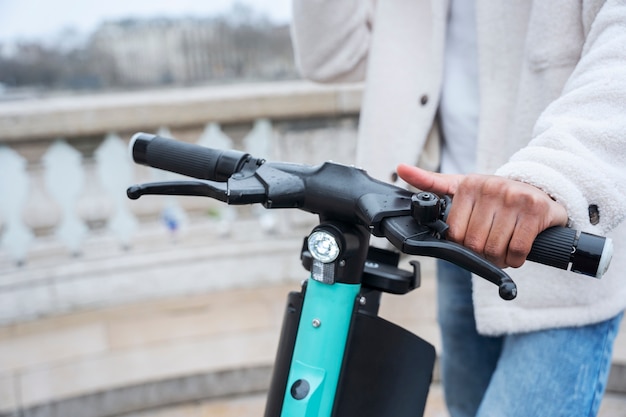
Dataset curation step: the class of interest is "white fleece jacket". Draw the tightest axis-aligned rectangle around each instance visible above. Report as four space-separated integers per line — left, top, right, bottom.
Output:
291 0 626 335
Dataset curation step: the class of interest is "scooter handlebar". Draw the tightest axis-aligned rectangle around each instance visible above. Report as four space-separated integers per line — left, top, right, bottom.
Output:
130 132 251 182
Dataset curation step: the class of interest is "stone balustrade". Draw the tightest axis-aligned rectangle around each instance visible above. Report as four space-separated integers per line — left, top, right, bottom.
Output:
0 81 367 415
0 81 363 325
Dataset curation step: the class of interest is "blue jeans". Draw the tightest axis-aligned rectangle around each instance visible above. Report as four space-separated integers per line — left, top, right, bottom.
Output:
436 260 623 417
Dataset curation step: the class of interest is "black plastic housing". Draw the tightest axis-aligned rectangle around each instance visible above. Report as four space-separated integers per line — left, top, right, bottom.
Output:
264 289 304 417
331 312 435 417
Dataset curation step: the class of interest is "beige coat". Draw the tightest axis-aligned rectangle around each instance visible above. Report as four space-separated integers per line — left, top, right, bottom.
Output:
291 0 626 335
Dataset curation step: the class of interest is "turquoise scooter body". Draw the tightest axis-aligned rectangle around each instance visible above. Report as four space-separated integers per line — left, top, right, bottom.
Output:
265 234 436 417
280 279 361 416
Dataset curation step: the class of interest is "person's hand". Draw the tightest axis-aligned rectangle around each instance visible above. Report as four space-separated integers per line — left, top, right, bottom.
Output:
397 164 569 268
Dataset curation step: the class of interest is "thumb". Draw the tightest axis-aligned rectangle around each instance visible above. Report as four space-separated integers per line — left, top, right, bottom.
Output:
396 164 463 196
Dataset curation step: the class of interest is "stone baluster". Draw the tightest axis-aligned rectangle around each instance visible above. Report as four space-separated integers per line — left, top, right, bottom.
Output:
94 133 138 249
244 118 274 159
0 146 34 265
42 139 88 256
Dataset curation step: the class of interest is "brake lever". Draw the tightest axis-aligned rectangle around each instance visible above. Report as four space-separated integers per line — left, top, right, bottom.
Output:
381 215 517 300
405 235 516 300
126 173 272 205
127 180 230 202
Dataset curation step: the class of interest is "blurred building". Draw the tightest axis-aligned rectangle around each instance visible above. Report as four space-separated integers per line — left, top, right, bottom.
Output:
89 17 298 88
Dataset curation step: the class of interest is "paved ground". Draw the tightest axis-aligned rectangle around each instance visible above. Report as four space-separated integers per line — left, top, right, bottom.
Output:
2 254 624 416
117 256 626 417
121 384 626 417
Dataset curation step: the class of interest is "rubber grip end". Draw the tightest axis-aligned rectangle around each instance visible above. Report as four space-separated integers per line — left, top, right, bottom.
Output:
596 237 613 278
129 132 154 165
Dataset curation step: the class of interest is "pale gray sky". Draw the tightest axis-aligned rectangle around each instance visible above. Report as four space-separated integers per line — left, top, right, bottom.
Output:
0 0 291 42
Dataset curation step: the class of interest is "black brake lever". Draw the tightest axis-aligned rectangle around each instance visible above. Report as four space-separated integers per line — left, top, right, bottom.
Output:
381 215 517 300
127 180 230 202
126 163 300 207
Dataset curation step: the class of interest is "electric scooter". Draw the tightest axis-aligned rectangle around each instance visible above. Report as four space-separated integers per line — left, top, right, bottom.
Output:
127 133 612 417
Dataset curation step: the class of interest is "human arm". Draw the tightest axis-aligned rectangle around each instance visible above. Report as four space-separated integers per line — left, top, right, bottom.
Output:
493 0 626 236
290 0 376 82
397 1 626 270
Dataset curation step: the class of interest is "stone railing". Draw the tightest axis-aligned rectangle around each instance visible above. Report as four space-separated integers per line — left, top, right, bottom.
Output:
0 81 363 325
0 81 368 415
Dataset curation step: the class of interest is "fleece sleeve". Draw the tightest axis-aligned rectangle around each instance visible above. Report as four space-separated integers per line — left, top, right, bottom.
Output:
290 0 376 83
496 0 626 235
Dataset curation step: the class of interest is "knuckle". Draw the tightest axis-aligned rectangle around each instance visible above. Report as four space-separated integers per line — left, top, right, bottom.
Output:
464 236 484 254
446 229 463 244
509 239 528 255
445 221 464 243
514 192 542 210
483 243 502 261
507 258 525 269
507 238 531 265
482 176 504 195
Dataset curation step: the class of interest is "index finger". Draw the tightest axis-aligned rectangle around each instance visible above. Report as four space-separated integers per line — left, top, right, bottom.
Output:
396 164 463 196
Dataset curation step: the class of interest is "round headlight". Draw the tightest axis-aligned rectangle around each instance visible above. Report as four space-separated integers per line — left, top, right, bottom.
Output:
307 230 340 263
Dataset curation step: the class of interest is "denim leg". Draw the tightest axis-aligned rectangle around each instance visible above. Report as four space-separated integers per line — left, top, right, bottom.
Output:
476 312 624 417
436 260 504 417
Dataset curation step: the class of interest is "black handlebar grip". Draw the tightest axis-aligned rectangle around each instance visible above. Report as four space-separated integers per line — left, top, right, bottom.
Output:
130 132 250 182
528 227 613 278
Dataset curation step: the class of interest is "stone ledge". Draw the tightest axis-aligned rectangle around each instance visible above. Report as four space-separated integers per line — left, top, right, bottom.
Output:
1 255 624 415
0 81 363 142
0 217 311 326
3 360 625 417
0 367 272 417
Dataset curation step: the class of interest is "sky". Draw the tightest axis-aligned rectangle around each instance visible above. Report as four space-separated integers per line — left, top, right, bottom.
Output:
0 0 292 43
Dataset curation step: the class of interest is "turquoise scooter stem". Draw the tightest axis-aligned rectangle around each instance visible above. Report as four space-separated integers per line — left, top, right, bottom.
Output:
280 278 361 417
